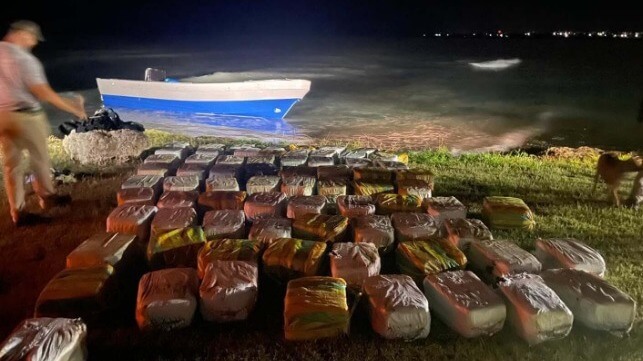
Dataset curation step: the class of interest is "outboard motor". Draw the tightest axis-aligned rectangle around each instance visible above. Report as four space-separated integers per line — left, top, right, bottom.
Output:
144 67 167 82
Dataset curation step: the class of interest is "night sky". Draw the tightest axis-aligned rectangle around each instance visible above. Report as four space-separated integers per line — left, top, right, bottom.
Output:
1 0 641 46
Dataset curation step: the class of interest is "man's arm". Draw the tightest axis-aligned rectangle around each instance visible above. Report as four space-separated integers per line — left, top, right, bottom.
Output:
28 83 87 119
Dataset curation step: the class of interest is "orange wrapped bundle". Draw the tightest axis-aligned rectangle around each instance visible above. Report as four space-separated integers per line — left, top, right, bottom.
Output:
66 232 141 271
243 192 287 221
176 163 208 181
162 175 200 192
121 175 163 197
156 191 198 209
336 195 376 218
202 210 246 240
352 215 395 253
144 153 181 170
205 177 240 192
117 187 156 206
106 205 157 246
136 163 173 177
287 195 327 219
292 214 349 242
391 212 440 243
248 217 292 245
424 196 467 226
198 191 246 211
208 164 245 184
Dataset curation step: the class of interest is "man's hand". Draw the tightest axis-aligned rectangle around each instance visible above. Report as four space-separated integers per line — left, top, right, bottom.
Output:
71 94 88 120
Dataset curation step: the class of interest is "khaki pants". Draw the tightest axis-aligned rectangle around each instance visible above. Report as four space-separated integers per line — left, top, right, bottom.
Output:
0 110 54 218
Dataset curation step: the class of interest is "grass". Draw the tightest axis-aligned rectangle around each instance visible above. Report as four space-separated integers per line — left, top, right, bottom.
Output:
0 131 642 361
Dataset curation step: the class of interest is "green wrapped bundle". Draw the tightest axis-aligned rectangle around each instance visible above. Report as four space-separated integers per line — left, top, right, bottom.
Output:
197 239 263 278
292 214 349 242
353 167 393 182
262 238 327 280
284 276 349 341
352 180 394 196
396 240 467 282
482 197 535 230
375 194 423 215
147 226 206 269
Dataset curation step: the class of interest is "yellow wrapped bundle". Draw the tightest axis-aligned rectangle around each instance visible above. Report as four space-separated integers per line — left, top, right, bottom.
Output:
352 180 394 196
147 226 206 269
375 194 423 215
482 196 535 230
395 168 435 188
262 238 327 280
396 240 467 282
284 276 349 341
197 239 263 278
292 214 349 242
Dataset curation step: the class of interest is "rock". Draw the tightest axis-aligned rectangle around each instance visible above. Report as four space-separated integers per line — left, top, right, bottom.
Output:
63 129 149 166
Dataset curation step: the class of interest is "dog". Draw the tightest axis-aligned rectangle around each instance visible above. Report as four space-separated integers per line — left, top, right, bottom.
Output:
592 152 643 206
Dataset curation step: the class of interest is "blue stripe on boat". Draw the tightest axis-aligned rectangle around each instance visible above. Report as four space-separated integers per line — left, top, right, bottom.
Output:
101 95 302 119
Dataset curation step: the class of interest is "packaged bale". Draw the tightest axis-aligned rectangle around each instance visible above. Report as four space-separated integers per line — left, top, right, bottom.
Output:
205 177 240 192
498 273 573 345
336 195 376 218
533 238 606 276
162 176 200 192
345 158 372 168
396 240 467 282
369 151 403 163
317 179 348 198
307 156 335 167
281 176 316 196
106 205 157 246
184 153 217 167
310 148 339 159
391 212 440 242
282 148 310 158
156 191 198 209
395 168 435 187
259 146 287 157
375 194 423 215
343 149 370 159
150 207 198 237
246 175 281 195
196 239 262 279
195 144 222 157
466 240 542 283
136 163 172 177
176 163 208 181
284 277 349 341
363 274 430 340
243 192 287 221
397 179 432 200
262 238 327 280
246 155 276 166
216 155 245 165
317 165 351 181
482 196 535 230
287 195 327 219
202 210 246 240
280 155 308 167
292 213 349 242
352 180 394 196
329 243 381 288
121 175 162 197
353 167 393 182
155 146 190 160
199 260 259 323
209 164 245 184
244 162 279 179
424 196 467 226
541 269 635 335
423 270 506 338
443 218 493 250
248 217 292 245
0 317 87 361
135 268 199 330
34 265 117 320
198 191 246 212
233 147 261 157
352 215 395 253
279 165 317 179
117 187 156 206
66 232 141 272
374 160 409 170
147 226 206 269
144 153 181 170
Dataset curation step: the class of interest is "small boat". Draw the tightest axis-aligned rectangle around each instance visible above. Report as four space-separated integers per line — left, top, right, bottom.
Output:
469 58 521 70
96 68 311 119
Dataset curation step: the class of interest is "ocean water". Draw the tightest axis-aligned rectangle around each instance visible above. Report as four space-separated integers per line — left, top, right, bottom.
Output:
40 37 643 151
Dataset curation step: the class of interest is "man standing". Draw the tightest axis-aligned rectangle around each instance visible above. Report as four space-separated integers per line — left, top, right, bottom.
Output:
0 20 87 226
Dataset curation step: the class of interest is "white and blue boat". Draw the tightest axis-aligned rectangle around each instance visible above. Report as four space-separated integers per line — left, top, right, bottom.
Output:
96 69 311 120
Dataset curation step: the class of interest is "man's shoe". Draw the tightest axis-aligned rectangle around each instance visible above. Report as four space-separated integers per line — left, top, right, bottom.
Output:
13 211 51 227
39 194 72 210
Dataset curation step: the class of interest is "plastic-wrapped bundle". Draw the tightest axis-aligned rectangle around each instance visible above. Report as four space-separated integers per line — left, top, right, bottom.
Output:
307 156 335 167
287 195 326 219
369 151 405 163
423 270 506 337
205 177 240 192
198 191 246 211
391 212 440 242
156 191 198 209
147 226 206 269
443 218 493 250
66 232 140 271
155 146 190 160
116 187 156 206
248 217 292 245
246 155 276 165
310 148 339 159
195 146 222 157
396 240 467 282
281 176 316 196
144 153 181 170
121 175 162 197
136 268 199 330
233 147 261 157
209 164 244 184
200 260 258 322
197 239 262 278
0 317 87 361
396 179 432 200
262 238 327 280
243 192 287 221
395 168 435 189
162 176 200 192
541 269 635 335
345 158 372 168
279 165 317 179
352 215 395 253
424 196 467 225
482 196 535 230
375 194 423 215
280 155 308 167
150 207 197 236
336 195 376 218
184 153 217 167
533 238 606 276
373 160 409 170
246 175 281 194
317 165 351 181
284 277 349 341
329 243 381 288
176 163 208 181
136 163 172 177
216 155 245 165
466 240 542 283
292 214 349 242
343 148 372 159
352 180 394 196
106 205 157 246
34 265 117 319
316 179 347 198
363 274 430 340
244 162 279 179
353 167 393 182
259 146 287 157
202 210 246 240
498 273 573 345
